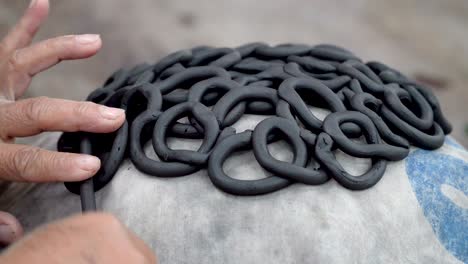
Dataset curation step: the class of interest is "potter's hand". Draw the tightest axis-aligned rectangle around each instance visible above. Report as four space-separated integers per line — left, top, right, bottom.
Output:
0 213 157 263
0 0 125 244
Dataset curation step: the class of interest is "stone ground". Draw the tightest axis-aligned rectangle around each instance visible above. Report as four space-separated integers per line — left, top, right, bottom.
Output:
1 0 467 146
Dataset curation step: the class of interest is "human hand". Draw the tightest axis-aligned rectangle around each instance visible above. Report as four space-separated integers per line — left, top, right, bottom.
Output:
0 213 157 263
0 0 125 244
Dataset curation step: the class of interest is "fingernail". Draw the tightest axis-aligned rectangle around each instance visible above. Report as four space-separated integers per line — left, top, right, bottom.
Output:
0 224 16 244
76 34 101 45
76 155 100 173
100 106 125 120
29 0 37 8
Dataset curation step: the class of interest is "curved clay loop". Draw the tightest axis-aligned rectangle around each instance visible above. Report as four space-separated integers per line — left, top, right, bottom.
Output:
233 75 259 86
277 77 360 135
322 111 409 161
128 63 152 76
188 77 242 103
336 89 346 102
58 128 127 196
287 55 336 72
107 76 155 108
158 63 186 81
126 63 153 85
378 70 412 86
228 71 247 79
283 63 350 91
132 69 156 85
244 81 277 114
383 85 434 131
153 102 220 165
336 63 385 93
188 77 246 124
156 66 230 94
309 72 339 80
282 62 317 78
86 88 111 104
349 78 363 93
381 105 445 150
336 87 356 103
358 65 383 84
276 99 295 120
101 68 130 91
60 86 127 173
77 137 96 211
277 98 351 147
255 65 292 81
248 80 274 87
245 101 276 115
299 129 330 174
366 61 405 78
122 84 200 139
343 60 383 84
65 92 130 194
314 76 351 91
208 130 292 195
89 122 128 192
162 90 188 105
188 47 233 66
254 43 311 58
411 84 452 134
163 81 233 108
252 117 329 185
309 46 360 62
191 45 212 53
276 99 345 145
152 49 192 75
349 93 409 148
212 86 279 127
317 59 340 68
122 82 163 112
387 83 453 134
57 131 83 154
167 124 206 139
171 77 247 137
299 129 317 145
130 111 202 177
63 133 90 195
232 57 284 73
209 51 242 69
235 42 268 58
314 133 387 190
313 44 355 55
102 86 133 108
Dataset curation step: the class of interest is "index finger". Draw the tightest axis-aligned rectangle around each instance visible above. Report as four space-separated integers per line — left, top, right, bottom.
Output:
1 0 49 53
0 97 125 140
0 143 100 182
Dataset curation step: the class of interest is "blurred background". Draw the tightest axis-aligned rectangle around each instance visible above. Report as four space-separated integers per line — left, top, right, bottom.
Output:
1 0 467 146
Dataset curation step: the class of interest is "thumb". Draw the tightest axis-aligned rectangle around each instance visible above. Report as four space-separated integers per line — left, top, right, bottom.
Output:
0 211 23 245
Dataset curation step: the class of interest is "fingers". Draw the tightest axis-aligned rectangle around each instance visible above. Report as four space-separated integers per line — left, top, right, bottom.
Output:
0 0 49 52
0 97 125 140
10 34 102 78
0 212 23 245
0 143 100 182
6 34 102 98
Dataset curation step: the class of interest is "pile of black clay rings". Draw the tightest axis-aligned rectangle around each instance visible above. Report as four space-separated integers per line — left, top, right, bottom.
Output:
58 42 452 197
